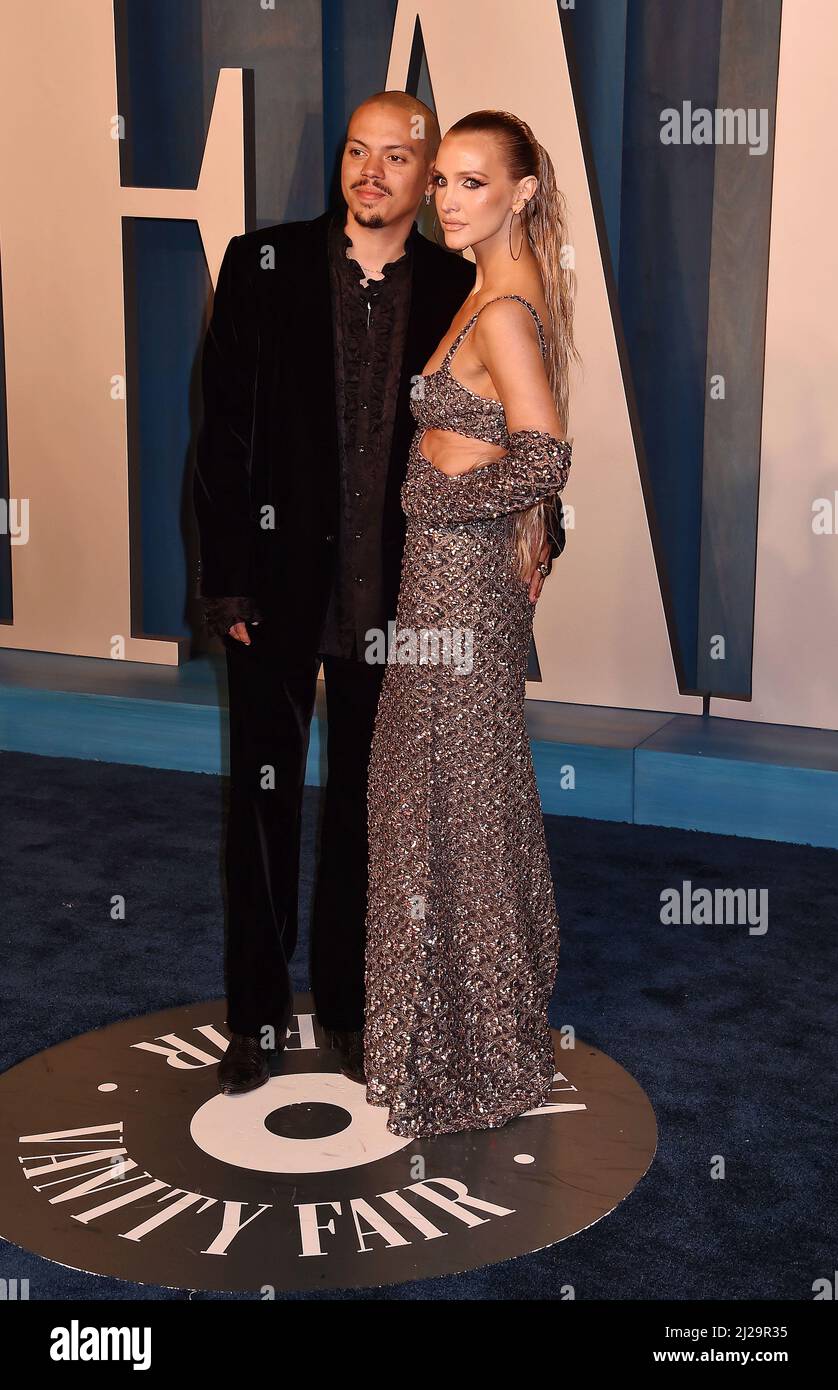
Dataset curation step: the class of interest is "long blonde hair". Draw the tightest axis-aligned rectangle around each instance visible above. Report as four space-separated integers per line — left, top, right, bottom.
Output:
448 110 579 577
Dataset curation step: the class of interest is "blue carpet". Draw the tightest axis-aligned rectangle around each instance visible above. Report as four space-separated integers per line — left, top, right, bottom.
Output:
0 750 835 1300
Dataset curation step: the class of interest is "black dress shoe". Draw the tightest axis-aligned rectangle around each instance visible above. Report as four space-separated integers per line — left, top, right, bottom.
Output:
218 1033 281 1095
325 1027 366 1084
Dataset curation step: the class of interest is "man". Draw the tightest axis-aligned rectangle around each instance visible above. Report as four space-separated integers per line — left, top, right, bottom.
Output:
193 90 561 1096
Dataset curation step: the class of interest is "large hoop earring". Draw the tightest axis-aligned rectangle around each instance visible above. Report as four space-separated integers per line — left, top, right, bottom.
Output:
509 207 524 260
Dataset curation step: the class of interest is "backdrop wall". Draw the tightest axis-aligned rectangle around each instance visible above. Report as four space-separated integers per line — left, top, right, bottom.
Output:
0 0 835 729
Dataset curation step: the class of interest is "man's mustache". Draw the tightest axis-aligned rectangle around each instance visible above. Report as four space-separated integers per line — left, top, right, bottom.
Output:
353 182 390 194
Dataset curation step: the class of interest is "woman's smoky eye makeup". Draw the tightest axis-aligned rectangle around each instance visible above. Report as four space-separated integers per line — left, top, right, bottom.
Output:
432 173 487 189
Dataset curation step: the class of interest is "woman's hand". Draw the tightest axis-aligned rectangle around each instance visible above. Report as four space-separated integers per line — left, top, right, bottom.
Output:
527 540 552 604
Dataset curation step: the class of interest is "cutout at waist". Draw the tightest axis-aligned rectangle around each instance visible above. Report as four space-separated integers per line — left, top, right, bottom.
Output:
416 427 508 475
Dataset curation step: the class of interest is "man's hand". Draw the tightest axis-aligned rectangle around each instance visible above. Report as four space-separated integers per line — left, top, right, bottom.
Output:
201 596 260 642
527 540 552 604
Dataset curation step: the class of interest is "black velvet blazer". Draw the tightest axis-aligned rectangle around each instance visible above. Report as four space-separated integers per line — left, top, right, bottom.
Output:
193 209 564 658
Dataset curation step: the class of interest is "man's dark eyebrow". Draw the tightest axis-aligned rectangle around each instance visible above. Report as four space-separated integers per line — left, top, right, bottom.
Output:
345 138 415 153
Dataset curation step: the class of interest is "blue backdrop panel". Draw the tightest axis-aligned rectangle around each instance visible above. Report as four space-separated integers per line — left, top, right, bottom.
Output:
322 0 399 208
125 217 209 639
117 0 323 640
618 0 723 692
563 0 629 277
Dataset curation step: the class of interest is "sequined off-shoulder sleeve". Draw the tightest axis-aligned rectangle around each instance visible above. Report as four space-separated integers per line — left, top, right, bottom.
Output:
407 429 572 526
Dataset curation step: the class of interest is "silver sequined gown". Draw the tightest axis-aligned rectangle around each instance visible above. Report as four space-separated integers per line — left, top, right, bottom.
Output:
364 295 573 1139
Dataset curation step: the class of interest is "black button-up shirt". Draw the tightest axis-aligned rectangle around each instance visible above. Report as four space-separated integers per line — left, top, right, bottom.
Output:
318 210 415 661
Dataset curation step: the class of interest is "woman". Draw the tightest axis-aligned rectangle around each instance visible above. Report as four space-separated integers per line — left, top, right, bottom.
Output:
364 110 577 1138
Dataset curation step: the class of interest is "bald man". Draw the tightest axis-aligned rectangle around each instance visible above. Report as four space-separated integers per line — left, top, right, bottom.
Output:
194 92 560 1095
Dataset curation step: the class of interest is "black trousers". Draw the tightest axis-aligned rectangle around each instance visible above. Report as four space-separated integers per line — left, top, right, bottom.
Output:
223 619 386 1041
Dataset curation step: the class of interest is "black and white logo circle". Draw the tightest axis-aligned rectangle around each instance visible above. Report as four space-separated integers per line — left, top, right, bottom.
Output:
0 997 656 1292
